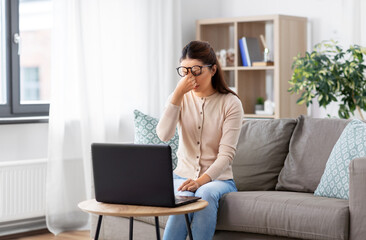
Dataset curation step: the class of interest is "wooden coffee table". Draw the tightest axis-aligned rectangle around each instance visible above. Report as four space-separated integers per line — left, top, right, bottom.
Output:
78 199 208 240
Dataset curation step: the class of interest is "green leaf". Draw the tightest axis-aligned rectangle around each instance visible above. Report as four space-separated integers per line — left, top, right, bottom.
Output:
297 98 306 105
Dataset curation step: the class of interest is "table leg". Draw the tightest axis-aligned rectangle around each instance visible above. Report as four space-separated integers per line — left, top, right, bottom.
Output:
154 217 161 240
129 217 134 240
95 215 103 240
184 214 193 240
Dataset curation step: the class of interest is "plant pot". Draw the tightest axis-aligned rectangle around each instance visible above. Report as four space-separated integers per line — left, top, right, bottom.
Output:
255 104 264 111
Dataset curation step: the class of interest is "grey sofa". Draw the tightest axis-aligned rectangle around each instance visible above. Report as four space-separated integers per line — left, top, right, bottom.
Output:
91 115 366 240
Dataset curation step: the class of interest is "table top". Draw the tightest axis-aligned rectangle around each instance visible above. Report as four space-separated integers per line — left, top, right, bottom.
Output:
78 199 208 217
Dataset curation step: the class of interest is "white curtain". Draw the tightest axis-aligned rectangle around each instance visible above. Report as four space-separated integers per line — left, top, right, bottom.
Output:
46 0 181 234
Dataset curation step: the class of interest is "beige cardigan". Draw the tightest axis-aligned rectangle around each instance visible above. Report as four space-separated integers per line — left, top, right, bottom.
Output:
156 91 244 181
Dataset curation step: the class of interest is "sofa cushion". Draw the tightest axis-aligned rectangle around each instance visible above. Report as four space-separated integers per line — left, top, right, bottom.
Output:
216 191 349 240
233 119 297 191
214 231 300 240
315 119 366 199
134 109 179 169
276 115 350 192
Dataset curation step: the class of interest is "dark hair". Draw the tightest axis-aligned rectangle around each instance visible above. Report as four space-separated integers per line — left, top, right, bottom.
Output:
180 40 239 97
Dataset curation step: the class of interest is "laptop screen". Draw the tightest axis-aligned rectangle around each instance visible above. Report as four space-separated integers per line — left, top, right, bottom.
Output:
91 143 176 207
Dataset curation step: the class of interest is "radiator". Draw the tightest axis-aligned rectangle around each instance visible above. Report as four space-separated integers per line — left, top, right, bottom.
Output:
0 159 47 222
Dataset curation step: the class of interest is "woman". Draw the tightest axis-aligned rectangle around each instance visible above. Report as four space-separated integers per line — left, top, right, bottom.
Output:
156 40 244 240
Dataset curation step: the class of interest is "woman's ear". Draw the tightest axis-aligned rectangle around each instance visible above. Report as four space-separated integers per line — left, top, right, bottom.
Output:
211 65 217 76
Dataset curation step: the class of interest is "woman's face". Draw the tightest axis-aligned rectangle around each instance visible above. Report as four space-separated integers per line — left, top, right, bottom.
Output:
180 58 216 96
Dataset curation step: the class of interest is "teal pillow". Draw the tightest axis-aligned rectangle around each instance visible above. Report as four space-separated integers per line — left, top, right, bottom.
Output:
314 119 366 199
133 109 179 169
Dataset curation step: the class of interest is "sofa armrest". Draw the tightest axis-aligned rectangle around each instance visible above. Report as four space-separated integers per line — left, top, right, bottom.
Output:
349 157 366 240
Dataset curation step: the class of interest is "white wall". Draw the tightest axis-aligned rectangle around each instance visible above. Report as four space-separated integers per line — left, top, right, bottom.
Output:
180 0 222 48
0 123 48 162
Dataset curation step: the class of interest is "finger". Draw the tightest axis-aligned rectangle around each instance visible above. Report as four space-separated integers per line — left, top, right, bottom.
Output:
186 76 194 82
182 182 196 191
191 81 197 90
177 183 184 191
179 183 188 191
183 179 192 186
183 77 195 88
178 184 186 191
180 182 191 191
188 182 199 192
178 179 191 191
185 75 193 81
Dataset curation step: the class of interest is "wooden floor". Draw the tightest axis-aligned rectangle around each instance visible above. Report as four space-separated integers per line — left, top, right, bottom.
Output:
7 231 90 240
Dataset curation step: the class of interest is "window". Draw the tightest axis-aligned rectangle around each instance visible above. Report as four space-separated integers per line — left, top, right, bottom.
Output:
21 67 40 101
0 0 52 118
0 0 7 106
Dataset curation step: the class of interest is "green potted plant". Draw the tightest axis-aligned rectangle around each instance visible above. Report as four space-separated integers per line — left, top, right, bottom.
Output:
288 40 366 119
255 97 265 111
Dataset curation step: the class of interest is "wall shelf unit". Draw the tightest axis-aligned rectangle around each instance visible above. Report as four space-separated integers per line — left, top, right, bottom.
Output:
196 15 307 119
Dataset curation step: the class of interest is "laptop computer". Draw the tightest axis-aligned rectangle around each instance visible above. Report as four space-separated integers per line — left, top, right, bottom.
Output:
91 143 200 207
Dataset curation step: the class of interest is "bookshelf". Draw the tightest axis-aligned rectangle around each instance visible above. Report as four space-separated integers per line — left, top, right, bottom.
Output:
196 15 307 119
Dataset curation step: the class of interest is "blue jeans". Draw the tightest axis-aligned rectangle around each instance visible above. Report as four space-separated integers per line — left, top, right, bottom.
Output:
163 173 237 240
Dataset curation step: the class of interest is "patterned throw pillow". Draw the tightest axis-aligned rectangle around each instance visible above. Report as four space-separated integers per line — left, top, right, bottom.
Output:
314 119 366 199
133 109 179 169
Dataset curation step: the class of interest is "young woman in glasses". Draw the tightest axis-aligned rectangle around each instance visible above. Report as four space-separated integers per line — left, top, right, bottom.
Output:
157 40 244 240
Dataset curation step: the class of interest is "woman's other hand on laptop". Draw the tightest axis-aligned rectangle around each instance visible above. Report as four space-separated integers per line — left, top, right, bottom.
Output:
178 178 200 192
177 174 211 192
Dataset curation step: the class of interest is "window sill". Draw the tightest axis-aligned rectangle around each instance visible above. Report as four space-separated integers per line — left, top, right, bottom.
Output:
0 116 49 124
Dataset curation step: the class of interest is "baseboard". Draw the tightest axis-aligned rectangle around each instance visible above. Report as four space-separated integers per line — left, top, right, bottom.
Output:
0 217 47 239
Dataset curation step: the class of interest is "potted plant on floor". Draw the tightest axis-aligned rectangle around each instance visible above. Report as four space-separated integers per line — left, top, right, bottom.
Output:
288 40 366 119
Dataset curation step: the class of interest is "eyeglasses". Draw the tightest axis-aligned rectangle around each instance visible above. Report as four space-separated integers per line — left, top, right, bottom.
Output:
176 65 212 77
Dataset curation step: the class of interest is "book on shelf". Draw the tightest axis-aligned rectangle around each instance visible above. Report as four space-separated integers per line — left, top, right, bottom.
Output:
239 37 263 66
252 61 274 67
238 38 248 66
246 37 263 66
